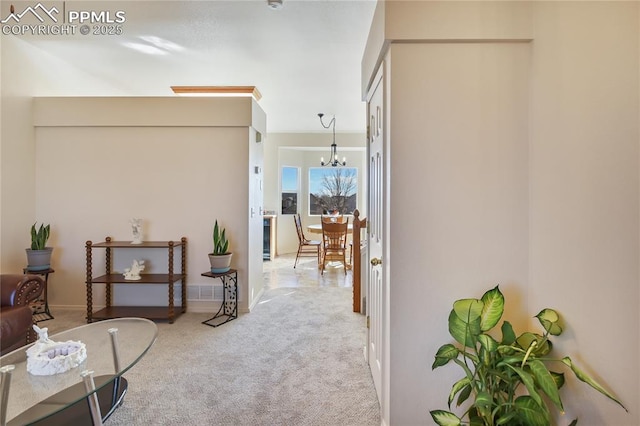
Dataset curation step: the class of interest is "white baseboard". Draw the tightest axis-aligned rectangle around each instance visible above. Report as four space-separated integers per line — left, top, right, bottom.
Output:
247 286 265 312
52 285 262 315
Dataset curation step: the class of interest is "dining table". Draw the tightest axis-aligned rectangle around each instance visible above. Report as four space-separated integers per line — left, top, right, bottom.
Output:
306 223 354 234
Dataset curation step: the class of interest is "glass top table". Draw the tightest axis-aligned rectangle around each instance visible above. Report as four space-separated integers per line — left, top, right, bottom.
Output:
0 318 157 425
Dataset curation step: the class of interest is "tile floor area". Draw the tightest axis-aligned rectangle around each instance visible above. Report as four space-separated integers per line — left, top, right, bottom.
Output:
263 252 353 289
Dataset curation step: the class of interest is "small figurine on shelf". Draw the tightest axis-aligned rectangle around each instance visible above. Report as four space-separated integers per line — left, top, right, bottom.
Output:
123 259 145 280
130 218 143 244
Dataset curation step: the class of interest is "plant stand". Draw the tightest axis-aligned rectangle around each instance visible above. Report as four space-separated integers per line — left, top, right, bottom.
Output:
23 267 54 322
201 269 238 327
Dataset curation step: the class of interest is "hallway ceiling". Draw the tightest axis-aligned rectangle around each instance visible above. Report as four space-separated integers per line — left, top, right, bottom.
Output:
17 0 377 133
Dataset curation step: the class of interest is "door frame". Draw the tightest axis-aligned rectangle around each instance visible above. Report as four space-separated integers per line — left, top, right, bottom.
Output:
365 62 390 426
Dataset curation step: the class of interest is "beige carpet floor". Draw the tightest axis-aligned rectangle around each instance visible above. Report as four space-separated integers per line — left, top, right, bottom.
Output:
37 280 380 425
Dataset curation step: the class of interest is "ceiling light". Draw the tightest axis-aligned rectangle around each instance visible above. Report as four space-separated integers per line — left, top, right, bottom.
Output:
170 86 262 101
267 0 283 10
318 113 346 167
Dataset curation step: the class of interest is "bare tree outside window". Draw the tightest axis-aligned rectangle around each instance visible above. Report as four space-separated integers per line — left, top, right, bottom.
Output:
309 167 357 215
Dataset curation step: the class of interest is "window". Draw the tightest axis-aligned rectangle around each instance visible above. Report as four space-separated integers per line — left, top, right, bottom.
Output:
308 167 358 215
281 166 299 215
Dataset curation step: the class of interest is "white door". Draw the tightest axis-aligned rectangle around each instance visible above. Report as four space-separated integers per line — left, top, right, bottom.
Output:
366 67 385 406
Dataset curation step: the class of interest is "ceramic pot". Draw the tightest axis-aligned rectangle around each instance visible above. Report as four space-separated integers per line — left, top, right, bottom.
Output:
208 253 232 273
26 247 53 271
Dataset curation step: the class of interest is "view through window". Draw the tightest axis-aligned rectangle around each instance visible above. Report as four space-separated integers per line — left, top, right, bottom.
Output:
308 167 357 215
281 166 299 215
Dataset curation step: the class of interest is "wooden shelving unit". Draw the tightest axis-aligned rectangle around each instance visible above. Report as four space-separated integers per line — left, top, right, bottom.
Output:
85 237 187 323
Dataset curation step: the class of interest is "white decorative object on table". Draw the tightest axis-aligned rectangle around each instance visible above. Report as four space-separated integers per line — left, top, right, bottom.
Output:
26 325 87 376
123 259 145 280
130 218 143 244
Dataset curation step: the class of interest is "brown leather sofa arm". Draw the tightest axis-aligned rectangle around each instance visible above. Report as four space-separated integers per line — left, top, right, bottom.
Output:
0 274 44 307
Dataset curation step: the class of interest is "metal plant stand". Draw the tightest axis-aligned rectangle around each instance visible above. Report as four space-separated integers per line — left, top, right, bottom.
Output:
201 269 238 327
22 268 55 322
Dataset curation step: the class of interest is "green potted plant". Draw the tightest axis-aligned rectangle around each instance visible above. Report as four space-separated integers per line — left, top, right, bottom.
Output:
26 222 53 271
208 220 232 273
430 286 627 426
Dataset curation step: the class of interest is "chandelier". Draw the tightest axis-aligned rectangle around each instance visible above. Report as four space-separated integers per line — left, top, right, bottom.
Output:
318 113 346 167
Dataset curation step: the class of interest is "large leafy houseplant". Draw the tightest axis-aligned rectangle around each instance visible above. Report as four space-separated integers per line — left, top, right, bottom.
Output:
430 286 627 426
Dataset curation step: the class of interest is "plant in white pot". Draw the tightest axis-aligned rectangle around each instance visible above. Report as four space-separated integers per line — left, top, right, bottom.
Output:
209 220 232 273
26 222 53 271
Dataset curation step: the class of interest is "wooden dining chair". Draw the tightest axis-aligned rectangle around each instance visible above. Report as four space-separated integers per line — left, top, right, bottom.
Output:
293 214 321 268
320 219 349 275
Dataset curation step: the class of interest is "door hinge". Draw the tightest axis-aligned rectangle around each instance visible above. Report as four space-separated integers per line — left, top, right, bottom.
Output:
366 125 370 142
367 316 370 329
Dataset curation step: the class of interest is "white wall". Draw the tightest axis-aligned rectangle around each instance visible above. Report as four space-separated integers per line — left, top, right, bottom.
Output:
248 126 265 307
32 97 266 315
1 35 128 273
364 1 639 425
1 39 46 272
529 3 639 422
389 41 531 425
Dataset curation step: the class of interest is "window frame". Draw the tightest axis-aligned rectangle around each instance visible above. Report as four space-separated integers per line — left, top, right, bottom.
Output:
280 166 300 215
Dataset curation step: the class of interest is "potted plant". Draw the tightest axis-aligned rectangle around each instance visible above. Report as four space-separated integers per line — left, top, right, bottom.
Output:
26 222 53 271
430 286 627 426
208 220 232 273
